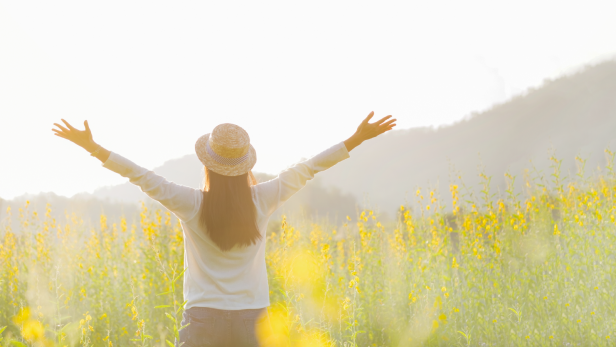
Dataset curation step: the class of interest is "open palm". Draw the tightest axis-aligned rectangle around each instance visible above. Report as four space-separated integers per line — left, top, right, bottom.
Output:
355 111 397 142
343 111 397 152
52 119 96 152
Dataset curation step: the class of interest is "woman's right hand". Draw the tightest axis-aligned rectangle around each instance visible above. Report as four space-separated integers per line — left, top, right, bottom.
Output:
344 111 397 151
52 119 111 162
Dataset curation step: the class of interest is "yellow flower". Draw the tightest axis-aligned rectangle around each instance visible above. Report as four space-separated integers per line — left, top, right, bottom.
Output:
22 320 45 342
441 287 446 292
13 307 30 325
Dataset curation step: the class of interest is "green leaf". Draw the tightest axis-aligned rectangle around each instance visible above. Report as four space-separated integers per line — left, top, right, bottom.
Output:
155 305 172 309
143 334 153 339
176 301 188 315
165 313 177 324
173 268 187 283
10 341 28 347
166 339 175 347
157 291 172 296
0 326 6 335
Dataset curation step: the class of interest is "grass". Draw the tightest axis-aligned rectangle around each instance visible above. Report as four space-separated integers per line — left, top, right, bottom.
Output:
1 150 616 346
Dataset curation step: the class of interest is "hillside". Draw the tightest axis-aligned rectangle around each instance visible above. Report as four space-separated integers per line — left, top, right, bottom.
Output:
0 156 357 228
2 59 615 224
317 59 616 215
87 155 357 221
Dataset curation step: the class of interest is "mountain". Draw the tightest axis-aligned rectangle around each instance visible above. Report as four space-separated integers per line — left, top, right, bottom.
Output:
3 59 615 225
87 154 357 221
316 59 616 214
0 155 357 229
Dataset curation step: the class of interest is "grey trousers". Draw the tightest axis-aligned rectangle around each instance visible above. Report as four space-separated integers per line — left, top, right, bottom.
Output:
176 306 267 347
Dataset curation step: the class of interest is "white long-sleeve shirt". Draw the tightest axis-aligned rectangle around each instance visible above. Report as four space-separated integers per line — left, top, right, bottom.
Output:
102 142 350 310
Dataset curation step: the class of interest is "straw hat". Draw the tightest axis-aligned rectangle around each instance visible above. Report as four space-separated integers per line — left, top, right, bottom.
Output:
195 123 257 176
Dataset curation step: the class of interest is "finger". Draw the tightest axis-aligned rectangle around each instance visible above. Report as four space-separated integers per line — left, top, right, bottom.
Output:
374 115 392 125
54 132 69 140
53 123 70 133
52 128 67 136
61 119 78 131
379 123 397 134
361 111 374 125
380 119 397 128
84 120 91 133
379 126 395 135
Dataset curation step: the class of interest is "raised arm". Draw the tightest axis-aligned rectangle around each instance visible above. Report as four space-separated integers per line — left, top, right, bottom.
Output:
52 119 201 221
255 111 397 215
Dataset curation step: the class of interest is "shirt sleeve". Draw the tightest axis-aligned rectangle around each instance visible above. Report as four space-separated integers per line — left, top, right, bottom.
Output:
254 142 350 216
102 152 202 222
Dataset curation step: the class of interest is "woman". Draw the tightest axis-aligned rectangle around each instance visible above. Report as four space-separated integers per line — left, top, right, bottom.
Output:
52 112 396 346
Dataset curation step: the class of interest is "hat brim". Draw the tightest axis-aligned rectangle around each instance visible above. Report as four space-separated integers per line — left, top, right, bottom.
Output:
195 133 257 177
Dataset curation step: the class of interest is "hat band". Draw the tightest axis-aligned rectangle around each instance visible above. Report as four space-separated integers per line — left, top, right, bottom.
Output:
206 139 249 166
209 139 249 158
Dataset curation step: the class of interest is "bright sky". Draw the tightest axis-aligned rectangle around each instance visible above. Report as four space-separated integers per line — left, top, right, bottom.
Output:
1 0 615 199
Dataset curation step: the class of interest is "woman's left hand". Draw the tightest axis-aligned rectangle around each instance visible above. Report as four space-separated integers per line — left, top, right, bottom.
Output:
52 119 98 152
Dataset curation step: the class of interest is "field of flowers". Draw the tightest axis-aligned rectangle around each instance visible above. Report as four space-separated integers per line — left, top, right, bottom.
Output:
1 152 616 346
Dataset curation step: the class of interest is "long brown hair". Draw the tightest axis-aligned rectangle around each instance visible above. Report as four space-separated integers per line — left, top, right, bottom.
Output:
199 166 261 251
